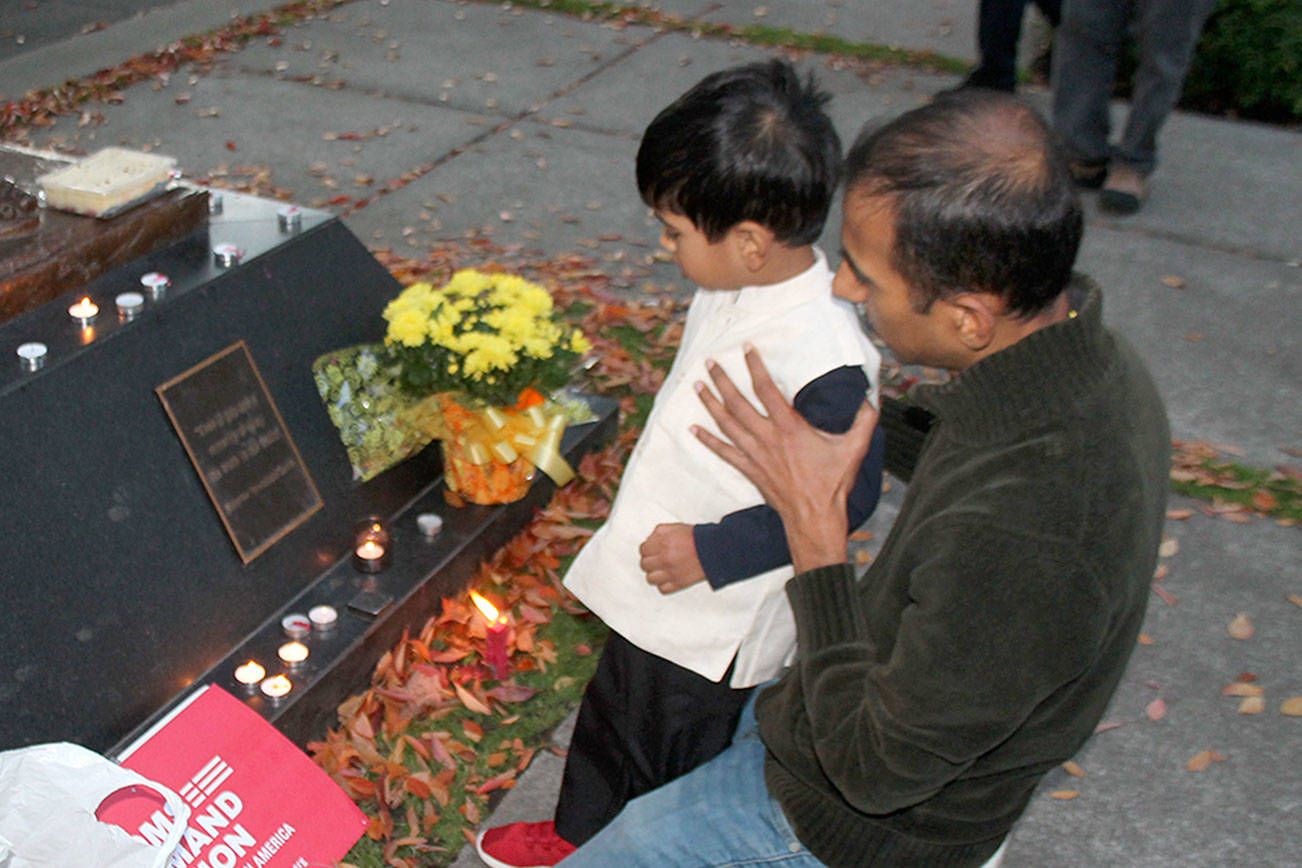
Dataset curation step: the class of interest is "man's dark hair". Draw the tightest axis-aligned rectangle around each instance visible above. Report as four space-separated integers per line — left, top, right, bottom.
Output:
845 89 1082 317
636 59 842 246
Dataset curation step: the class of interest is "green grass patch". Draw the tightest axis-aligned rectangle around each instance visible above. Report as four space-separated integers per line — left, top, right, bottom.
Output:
1170 458 1302 523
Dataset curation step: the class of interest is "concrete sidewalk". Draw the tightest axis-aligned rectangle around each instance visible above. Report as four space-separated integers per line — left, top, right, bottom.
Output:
2 2 1298 865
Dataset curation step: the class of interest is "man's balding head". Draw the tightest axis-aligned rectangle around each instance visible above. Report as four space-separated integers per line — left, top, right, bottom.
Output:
845 90 1082 317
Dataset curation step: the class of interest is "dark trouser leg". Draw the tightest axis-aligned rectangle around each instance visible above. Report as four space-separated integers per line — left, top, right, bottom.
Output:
1052 0 1131 166
1033 0 1061 27
1115 0 1217 175
552 631 754 846
969 0 1031 91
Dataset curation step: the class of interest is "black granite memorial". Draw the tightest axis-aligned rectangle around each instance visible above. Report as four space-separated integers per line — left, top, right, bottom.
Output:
0 187 616 754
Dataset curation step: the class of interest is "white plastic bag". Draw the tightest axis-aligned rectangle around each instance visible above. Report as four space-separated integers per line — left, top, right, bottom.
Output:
0 742 189 868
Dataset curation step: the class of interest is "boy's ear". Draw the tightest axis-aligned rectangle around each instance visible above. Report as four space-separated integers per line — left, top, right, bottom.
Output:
730 221 775 272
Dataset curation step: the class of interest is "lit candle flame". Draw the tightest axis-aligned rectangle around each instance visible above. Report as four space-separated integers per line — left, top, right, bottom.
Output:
355 540 385 559
278 641 309 664
234 660 265 685
68 297 99 321
469 590 507 626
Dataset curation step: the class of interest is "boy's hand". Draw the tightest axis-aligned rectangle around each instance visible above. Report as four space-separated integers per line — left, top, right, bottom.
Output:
640 523 707 594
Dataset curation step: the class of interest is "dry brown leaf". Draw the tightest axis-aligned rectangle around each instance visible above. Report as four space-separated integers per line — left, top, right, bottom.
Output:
1227 612 1254 640
1237 696 1265 714
1061 760 1084 777
1050 790 1079 800
453 681 491 715
1287 593 1302 608
1222 681 1262 697
855 549 872 566
1281 697 1302 716
849 530 875 542
1160 274 1186 289
1165 508 1193 520
1158 537 1179 558
1137 633 1154 645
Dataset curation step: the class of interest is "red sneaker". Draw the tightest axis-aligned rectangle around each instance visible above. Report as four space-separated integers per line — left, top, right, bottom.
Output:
475 820 577 868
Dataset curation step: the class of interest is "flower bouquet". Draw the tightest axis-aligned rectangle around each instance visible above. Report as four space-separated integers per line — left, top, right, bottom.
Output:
381 269 593 504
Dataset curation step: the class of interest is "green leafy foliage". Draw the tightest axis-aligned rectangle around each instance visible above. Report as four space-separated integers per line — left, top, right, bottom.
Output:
1183 0 1302 121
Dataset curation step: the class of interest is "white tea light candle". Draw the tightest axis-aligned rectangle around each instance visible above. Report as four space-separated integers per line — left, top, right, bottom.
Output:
234 660 266 688
115 291 144 319
68 297 99 326
278 641 309 667
260 674 292 701
16 342 47 372
309 604 338 630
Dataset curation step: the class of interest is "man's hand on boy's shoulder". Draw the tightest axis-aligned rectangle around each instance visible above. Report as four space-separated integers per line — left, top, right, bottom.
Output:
640 523 707 594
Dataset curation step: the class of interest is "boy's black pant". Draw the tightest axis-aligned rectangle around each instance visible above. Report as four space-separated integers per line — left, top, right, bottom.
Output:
553 630 755 846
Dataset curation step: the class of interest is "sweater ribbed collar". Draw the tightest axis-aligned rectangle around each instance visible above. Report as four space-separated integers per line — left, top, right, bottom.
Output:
909 279 1112 444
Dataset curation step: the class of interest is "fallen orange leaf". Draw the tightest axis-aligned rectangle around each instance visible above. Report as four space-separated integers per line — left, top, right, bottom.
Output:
1281 697 1302 716
1061 760 1084 777
1050 790 1079 800
1237 696 1265 714
453 681 492 715
1227 612 1254 640
1146 697 1166 721
1185 750 1225 772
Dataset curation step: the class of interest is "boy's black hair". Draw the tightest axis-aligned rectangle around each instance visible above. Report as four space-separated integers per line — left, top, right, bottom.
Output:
845 89 1082 317
636 59 842 246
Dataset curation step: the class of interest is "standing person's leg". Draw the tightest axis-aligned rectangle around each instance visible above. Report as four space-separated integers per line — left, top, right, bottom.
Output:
553 632 753 845
1032 0 1061 27
967 0 1032 91
1051 0 1131 186
1116 0 1217 173
558 694 827 868
478 630 757 867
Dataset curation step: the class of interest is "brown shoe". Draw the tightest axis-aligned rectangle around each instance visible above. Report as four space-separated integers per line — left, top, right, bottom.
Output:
1100 164 1147 214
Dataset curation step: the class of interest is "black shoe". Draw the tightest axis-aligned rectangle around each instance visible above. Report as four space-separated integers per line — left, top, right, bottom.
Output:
960 66 1016 93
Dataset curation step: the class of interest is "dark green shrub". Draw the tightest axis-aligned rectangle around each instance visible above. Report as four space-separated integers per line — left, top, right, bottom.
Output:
1182 0 1302 122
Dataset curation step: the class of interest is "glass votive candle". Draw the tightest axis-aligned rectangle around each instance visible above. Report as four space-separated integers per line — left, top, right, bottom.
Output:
352 518 390 573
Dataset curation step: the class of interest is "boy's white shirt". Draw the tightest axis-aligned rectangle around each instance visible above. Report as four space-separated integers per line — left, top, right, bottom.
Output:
564 249 882 687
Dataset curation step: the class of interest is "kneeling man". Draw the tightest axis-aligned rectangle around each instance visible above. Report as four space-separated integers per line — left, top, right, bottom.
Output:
558 88 1170 867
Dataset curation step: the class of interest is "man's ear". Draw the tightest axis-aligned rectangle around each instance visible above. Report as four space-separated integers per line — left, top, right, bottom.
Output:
730 221 775 271
946 293 999 352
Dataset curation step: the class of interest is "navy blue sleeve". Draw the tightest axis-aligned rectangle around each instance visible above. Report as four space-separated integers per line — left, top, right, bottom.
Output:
693 366 886 590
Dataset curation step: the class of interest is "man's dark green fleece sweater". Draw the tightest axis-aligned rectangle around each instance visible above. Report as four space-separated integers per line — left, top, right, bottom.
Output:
757 283 1170 866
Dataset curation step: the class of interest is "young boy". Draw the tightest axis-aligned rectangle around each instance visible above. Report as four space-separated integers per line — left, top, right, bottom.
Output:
476 59 885 868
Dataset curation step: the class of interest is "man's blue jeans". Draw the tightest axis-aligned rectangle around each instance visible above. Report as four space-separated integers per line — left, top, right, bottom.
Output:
557 691 827 867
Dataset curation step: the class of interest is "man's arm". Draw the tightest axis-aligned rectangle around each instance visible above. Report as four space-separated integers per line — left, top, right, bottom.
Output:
691 347 1107 813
